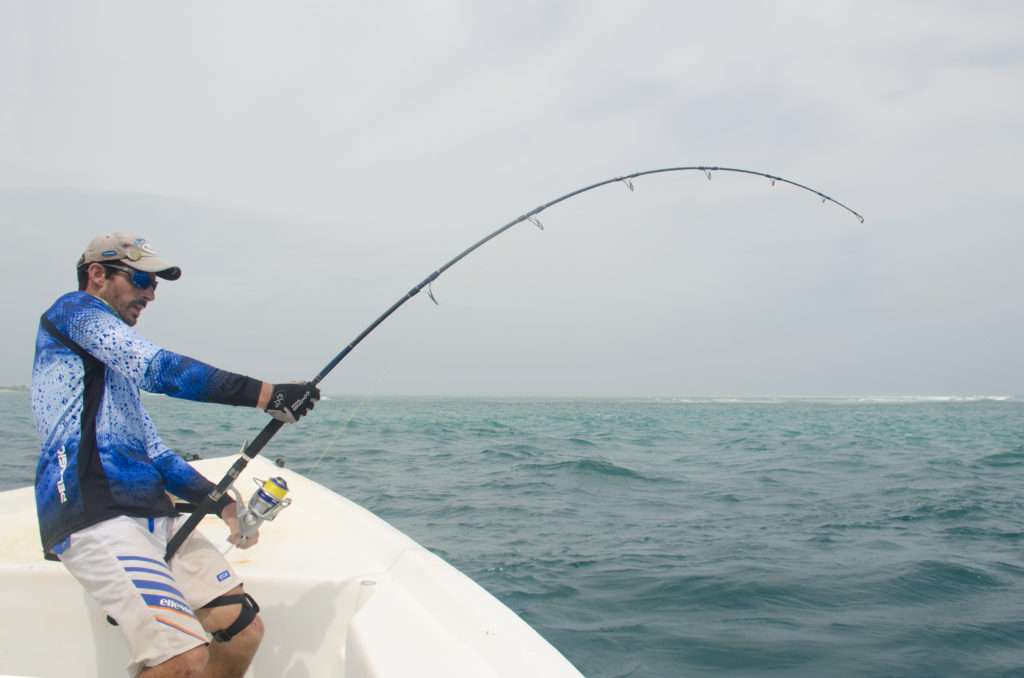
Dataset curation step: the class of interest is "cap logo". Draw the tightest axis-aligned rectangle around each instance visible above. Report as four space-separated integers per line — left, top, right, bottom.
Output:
120 240 142 261
101 249 118 257
132 237 155 254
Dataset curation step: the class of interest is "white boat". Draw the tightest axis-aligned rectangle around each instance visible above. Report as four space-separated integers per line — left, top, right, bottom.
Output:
0 455 584 677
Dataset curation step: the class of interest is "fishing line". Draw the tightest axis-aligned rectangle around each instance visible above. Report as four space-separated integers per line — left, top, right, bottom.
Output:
217 380 393 558
166 164 864 560
305 362 395 477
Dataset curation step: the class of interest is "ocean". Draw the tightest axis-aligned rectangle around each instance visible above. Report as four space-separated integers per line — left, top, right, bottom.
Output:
3 391 1023 677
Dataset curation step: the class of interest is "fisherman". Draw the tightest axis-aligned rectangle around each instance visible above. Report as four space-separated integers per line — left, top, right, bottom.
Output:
30 233 319 677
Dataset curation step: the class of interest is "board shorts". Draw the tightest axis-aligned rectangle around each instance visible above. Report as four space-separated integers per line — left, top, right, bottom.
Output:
57 514 241 676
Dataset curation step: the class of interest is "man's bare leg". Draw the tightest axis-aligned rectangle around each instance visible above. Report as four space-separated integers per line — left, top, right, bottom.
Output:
137 645 208 677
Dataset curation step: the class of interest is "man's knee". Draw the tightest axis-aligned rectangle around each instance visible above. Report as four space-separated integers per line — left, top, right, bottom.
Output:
198 589 263 647
235 612 265 648
223 610 264 648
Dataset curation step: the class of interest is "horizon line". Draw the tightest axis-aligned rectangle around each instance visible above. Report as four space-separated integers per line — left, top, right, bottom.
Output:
0 386 1018 402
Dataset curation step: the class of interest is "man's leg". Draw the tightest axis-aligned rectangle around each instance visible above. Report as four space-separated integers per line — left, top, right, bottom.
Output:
136 645 208 677
195 585 264 678
58 517 211 676
134 597 262 678
164 513 264 678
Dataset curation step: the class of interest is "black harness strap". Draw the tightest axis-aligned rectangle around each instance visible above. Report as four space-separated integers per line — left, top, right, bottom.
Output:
203 593 261 643
40 315 91 362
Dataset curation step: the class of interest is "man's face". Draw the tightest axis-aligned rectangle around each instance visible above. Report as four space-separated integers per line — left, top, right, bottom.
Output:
87 263 157 326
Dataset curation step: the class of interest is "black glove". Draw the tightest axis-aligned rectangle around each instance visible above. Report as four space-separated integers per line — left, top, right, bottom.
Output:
265 382 320 423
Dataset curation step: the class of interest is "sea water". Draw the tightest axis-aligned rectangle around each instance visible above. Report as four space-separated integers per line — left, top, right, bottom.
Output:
2 391 1022 677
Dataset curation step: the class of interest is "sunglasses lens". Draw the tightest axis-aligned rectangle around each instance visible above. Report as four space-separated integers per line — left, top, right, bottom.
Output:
131 270 157 289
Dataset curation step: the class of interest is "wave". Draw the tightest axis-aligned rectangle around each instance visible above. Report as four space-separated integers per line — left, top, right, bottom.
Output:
631 572 834 612
480 444 541 459
477 478 552 492
657 395 1016 404
889 498 990 522
517 458 650 480
943 526 1024 541
977 449 1024 467
875 560 1005 603
837 395 1014 404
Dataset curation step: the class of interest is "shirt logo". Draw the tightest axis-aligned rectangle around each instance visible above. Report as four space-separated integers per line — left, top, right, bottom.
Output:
159 598 193 615
56 446 69 504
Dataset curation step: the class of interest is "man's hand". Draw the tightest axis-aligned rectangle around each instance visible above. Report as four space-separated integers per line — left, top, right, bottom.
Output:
221 501 259 549
264 382 320 423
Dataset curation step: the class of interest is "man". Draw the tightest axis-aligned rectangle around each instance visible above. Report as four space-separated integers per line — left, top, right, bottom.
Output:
31 232 319 677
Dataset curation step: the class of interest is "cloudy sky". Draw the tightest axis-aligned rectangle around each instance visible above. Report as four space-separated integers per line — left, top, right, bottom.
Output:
2 1 1021 397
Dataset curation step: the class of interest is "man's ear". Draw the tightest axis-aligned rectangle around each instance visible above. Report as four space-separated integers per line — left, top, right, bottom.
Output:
86 263 108 291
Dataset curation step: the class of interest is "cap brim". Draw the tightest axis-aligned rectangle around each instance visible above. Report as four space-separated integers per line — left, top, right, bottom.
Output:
129 256 181 280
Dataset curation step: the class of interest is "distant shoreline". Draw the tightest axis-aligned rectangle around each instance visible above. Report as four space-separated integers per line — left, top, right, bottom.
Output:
1 386 1017 402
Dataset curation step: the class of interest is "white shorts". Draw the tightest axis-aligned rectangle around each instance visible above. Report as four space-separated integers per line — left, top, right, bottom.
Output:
58 514 241 676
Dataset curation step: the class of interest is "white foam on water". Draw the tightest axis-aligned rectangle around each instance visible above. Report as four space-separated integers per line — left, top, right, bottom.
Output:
659 395 1015 405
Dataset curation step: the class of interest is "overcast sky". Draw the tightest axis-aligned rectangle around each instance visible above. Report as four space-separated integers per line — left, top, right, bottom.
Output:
2 1 1021 397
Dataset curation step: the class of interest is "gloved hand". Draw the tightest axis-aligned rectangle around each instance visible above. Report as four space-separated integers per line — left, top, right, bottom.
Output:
265 382 320 423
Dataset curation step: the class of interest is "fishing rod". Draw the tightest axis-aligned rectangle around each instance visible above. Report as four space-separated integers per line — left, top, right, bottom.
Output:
165 165 863 559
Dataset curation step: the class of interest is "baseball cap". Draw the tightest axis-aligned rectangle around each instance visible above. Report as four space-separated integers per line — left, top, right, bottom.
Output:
77 232 182 280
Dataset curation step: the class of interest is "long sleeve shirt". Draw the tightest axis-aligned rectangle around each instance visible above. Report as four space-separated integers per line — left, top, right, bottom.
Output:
31 291 262 554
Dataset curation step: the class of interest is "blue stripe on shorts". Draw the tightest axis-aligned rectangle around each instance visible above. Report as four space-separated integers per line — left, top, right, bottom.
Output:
132 578 186 599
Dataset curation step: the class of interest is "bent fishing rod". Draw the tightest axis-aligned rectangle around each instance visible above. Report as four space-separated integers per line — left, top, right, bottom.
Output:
166 165 864 559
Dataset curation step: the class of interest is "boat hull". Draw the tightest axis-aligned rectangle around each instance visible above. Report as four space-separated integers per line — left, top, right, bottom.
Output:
0 456 582 677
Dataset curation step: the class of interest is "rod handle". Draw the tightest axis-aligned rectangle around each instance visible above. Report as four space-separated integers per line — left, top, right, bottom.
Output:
165 418 285 560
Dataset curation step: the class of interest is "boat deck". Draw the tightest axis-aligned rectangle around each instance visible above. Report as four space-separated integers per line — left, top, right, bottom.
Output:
0 456 582 677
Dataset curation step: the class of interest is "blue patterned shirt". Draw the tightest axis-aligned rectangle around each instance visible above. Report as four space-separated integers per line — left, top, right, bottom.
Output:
32 291 260 553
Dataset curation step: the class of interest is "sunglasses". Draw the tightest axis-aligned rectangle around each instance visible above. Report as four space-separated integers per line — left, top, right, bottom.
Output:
103 263 159 290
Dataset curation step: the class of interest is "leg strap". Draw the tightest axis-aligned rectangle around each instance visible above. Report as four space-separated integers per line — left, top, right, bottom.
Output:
203 592 260 643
